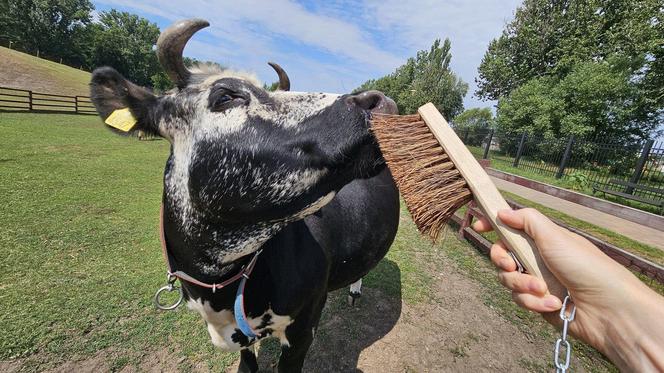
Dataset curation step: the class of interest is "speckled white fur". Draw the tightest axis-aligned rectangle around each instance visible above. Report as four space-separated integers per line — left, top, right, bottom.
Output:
160 72 341 239
187 298 293 351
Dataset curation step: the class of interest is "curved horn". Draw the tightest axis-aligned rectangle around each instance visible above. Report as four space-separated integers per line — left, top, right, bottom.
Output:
157 19 209 88
268 62 291 91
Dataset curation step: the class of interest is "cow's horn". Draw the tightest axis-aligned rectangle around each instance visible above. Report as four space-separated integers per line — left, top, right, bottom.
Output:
157 19 209 89
268 62 291 91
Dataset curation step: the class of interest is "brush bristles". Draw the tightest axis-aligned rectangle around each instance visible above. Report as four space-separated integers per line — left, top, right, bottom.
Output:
371 113 473 241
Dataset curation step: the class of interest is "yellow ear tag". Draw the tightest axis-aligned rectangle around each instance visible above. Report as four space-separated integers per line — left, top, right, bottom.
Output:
105 108 137 132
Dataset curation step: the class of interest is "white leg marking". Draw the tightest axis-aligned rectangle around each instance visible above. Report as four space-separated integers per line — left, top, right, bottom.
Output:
349 278 362 295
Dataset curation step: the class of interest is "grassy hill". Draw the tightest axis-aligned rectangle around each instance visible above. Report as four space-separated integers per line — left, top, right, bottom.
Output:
0 47 91 96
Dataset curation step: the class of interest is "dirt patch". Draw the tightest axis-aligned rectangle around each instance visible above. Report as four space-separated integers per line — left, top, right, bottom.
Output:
118 348 182 373
223 252 570 372
303 256 556 372
43 350 113 373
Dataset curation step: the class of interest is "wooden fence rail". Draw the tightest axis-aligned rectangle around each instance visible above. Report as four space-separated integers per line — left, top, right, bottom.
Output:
450 200 664 285
0 86 96 115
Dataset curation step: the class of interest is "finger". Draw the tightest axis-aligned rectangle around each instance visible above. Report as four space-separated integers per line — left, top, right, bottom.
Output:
511 292 562 313
498 271 547 296
472 217 493 232
490 242 517 272
497 208 561 245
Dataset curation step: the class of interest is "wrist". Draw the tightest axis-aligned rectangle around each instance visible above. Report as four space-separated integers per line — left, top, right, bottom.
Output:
602 284 664 371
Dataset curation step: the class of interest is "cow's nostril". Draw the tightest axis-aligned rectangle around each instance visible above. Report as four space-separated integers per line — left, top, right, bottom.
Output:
348 90 397 114
350 90 386 111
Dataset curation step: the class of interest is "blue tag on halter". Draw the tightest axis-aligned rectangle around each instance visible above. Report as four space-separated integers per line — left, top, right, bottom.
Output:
234 276 258 339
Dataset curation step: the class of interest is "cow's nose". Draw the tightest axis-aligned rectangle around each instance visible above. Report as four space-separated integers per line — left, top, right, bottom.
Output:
348 90 398 114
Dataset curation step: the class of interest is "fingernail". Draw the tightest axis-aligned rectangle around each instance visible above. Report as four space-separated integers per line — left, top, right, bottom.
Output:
544 296 562 310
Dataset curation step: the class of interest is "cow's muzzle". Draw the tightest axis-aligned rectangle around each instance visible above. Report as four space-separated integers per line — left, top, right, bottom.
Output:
347 90 398 115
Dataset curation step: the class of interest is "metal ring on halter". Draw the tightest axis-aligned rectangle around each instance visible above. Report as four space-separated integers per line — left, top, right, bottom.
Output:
154 277 183 310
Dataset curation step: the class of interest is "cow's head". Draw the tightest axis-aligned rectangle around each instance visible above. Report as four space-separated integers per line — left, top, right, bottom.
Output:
91 19 396 269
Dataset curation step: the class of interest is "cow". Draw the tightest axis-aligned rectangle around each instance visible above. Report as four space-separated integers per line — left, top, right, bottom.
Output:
90 19 400 373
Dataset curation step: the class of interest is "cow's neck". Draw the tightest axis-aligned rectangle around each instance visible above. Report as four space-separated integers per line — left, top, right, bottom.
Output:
162 202 285 283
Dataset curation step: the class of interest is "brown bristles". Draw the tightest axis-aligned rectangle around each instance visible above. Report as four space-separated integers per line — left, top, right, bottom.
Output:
371 113 473 241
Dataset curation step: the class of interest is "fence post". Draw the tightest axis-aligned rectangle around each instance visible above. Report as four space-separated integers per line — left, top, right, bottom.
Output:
483 130 494 159
556 135 575 179
512 132 527 167
75 96 79 114
28 90 33 111
627 139 654 194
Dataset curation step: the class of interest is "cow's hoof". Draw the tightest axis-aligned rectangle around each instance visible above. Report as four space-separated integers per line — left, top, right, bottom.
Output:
347 292 361 307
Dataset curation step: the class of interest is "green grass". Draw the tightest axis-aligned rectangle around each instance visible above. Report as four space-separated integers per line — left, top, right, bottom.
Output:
0 113 237 370
0 113 439 371
0 47 91 96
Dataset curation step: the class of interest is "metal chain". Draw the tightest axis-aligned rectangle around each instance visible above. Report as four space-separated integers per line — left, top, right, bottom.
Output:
554 291 576 372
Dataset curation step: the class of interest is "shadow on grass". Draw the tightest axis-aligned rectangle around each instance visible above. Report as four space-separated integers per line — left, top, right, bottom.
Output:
309 259 402 372
249 259 403 372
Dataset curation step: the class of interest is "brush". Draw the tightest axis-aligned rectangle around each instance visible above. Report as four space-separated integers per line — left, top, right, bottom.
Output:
371 103 565 298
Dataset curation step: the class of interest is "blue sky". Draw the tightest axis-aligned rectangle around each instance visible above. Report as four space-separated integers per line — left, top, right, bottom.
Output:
92 0 522 110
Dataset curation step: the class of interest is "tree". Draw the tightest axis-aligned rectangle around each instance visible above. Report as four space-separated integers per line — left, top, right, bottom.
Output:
476 0 662 104
0 0 94 66
477 0 662 143
496 61 656 141
453 108 494 130
356 39 468 118
88 10 161 87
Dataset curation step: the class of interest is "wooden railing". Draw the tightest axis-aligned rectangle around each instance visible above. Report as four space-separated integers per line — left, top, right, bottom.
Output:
0 86 96 115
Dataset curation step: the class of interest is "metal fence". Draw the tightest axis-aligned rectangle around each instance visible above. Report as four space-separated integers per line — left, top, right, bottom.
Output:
0 86 96 115
455 127 664 212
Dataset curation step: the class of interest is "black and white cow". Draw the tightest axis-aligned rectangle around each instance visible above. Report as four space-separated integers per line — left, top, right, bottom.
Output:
90 19 399 372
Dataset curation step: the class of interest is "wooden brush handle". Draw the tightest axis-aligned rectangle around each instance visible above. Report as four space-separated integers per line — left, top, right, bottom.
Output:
418 103 566 299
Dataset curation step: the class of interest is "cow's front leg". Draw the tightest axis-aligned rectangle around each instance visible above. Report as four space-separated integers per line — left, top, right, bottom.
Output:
347 278 362 306
237 346 258 373
276 296 326 373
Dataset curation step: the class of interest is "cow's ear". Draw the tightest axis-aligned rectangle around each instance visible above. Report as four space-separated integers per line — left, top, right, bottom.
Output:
90 67 159 136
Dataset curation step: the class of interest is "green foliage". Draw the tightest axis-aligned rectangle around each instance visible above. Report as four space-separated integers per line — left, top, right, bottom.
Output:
264 81 280 92
356 39 468 118
497 61 656 141
0 3 227 91
477 0 662 102
566 171 590 191
87 10 161 87
0 0 94 67
477 0 662 143
454 107 494 130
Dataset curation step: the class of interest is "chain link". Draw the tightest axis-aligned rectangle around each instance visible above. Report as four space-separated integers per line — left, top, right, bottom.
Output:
554 291 576 372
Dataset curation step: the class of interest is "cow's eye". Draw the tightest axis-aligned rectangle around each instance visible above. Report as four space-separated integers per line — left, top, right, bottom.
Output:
209 89 248 112
216 94 232 106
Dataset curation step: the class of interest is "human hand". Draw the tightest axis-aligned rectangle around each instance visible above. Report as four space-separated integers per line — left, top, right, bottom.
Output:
473 208 664 370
